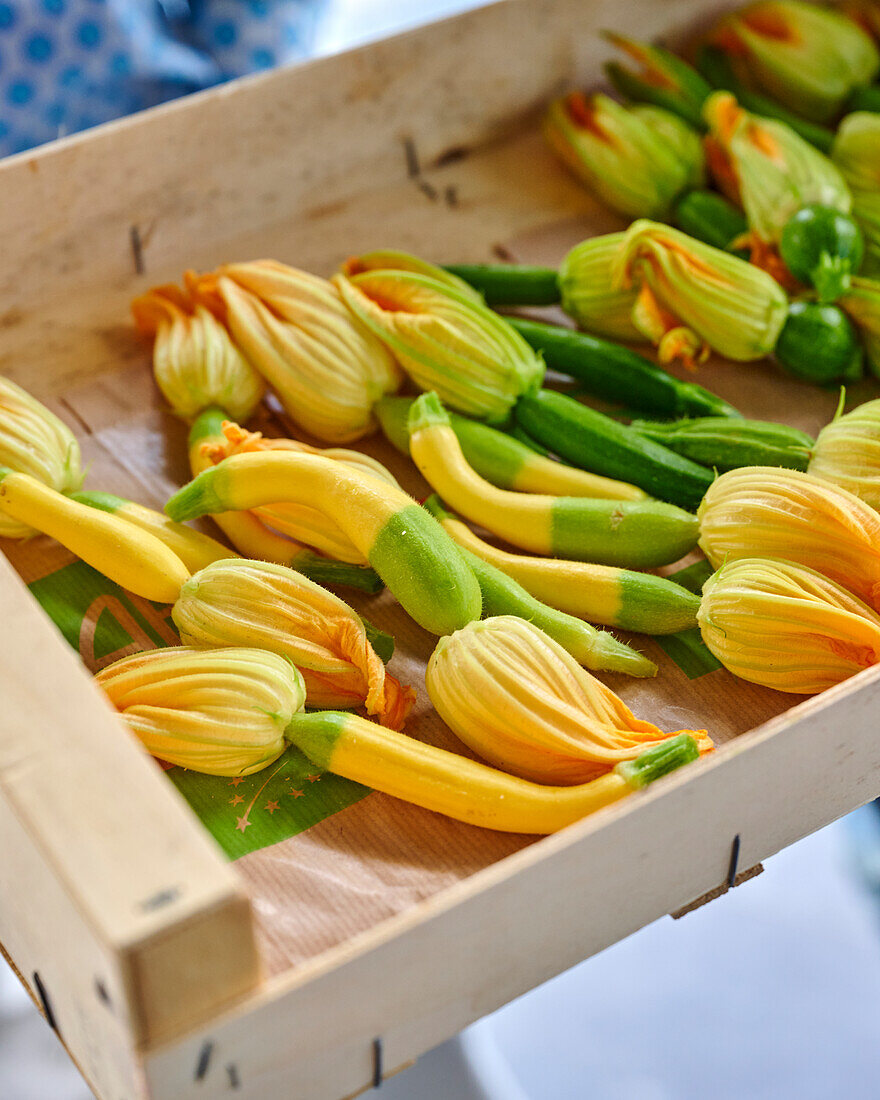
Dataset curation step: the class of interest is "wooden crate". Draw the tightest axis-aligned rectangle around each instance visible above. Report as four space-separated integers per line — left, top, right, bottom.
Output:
2 1 879 1098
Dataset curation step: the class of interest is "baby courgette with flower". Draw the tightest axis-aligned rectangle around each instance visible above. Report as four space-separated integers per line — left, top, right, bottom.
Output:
507 318 740 419
165 449 482 636
515 389 715 510
425 495 699 635
287 710 699 834
409 394 699 568
628 417 814 472
377 395 646 500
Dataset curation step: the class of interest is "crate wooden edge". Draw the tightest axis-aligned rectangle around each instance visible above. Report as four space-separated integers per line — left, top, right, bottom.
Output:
0 548 261 1064
138 663 880 1099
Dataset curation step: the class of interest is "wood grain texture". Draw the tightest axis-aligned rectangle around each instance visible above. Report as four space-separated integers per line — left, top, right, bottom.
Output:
0 540 260 1097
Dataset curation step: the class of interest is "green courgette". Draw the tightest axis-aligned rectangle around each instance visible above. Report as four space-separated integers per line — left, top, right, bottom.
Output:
774 301 864 383
515 389 715 510
672 190 749 253
507 317 740 419
441 264 561 306
780 205 865 303
629 417 814 472
846 85 880 114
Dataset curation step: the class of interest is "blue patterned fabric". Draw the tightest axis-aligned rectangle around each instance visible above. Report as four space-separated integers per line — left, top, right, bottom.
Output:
0 0 326 156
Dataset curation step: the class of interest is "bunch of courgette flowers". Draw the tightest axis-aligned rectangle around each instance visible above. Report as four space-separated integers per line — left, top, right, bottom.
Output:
446 0 880 388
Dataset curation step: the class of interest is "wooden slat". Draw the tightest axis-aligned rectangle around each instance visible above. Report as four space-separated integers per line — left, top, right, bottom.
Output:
0 548 260 1082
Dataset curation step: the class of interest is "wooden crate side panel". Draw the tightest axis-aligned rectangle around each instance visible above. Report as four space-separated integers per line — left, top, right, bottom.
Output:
0 797 145 1099
143 667 880 1099
0 551 259 1047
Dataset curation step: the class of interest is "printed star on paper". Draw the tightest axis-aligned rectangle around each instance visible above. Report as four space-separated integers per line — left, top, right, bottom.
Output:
265 800 280 814
229 794 244 806
306 774 322 783
235 815 252 832
229 777 245 787
289 788 305 798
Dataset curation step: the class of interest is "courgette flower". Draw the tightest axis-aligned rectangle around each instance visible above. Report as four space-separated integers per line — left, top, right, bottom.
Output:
833 112 880 275
809 397 880 509
709 0 879 123
840 274 880 377
543 92 703 219
333 269 543 423
193 261 402 444
0 376 83 539
703 91 851 257
612 220 789 364
558 233 644 342
173 559 415 728
603 31 712 130
131 284 265 422
97 646 306 777
698 557 880 693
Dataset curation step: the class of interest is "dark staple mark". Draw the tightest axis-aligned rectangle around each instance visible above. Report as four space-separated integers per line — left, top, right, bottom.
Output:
130 225 145 275
94 978 111 1007
194 1041 214 1081
417 180 438 202
373 1037 383 1088
727 834 741 889
33 972 58 1033
227 1064 241 1089
403 136 420 178
444 185 459 208
433 144 470 168
492 243 516 262
139 885 181 912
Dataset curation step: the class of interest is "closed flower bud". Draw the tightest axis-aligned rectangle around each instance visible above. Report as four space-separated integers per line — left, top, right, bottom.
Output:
613 220 789 363
0 376 83 538
698 466 880 608
809 397 880 508
703 91 851 248
172 559 415 729
543 92 701 219
698 557 880 693
603 31 712 131
196 261 402 444
333 269 543 423
840 275 880 376
96 646 306 776
340 250 482 301
710 1 880 123
131 285 264 422
558 232 645 342
426 615 712 786
833 113 880 275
